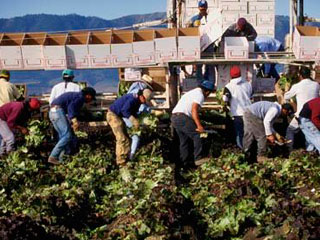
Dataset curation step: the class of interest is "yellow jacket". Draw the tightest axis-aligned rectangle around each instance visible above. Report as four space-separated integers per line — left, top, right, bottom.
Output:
0 78 21 107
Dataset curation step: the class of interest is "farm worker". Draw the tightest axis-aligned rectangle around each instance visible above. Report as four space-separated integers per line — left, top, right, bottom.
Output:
243 101 294 163
49 69 81 105
123 74 154 160
0 98 41 156
107 89 153 166
171 80 215 171
187 0 216 86
255 36 284 80
48 87 96 165
223 65 252 149
0 70 23 107
284 67 320 151
299 97 320 154
221 18 257 41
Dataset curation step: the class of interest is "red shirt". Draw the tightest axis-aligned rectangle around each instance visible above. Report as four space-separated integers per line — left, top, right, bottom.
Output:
300 97 320 129
0 101 27 129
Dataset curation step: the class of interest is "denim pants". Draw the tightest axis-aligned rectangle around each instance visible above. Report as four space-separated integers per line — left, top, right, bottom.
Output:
171 114 203 168
233 116 244 149
0 119 15 156
49 108 72 160
299 117 320 153
123 117 139 159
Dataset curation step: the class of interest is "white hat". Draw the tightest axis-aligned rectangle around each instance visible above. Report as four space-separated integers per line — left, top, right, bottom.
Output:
141 74 153 90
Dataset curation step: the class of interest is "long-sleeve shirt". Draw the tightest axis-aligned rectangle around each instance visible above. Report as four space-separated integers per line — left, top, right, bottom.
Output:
299 97 320 130
51 92 85 120
0 101 29 129
246 101 282 136
109 93 141 119
284 78 320 116
49 81 81 105
0 78 21 107
223 77 252 117
221 22 257 41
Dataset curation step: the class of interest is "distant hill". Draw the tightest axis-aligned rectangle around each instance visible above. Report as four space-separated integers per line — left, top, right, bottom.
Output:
0 13 289 95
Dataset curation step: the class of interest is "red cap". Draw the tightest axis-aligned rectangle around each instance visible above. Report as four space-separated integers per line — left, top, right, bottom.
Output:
29 98 41 110
230 65 241 78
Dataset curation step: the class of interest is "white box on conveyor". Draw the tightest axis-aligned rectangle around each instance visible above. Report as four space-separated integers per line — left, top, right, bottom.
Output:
0 33 24 70
155 29 177 63
111 30 134 67
293 26 320 60
133 29 156 65
66 32 90 69
178 28 201 60
43 33 68 70
224 37 249 59
88 31 112 68
21 33 46 70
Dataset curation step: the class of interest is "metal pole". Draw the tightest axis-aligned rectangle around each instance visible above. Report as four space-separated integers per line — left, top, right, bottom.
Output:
299 0 304 25
172 0 177 28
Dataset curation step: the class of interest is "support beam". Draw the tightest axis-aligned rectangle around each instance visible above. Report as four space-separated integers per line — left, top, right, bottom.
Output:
299 0 304 25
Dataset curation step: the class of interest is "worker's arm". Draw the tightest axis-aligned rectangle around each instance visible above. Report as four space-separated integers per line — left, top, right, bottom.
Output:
222 87 232 103
284 84 297 102
12 85 23 101
246 23 257 41
191 102 204 133
263 107 280 136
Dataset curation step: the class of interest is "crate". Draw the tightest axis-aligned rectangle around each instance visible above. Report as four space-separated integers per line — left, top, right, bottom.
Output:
21 33 46 70
133 29 156 65
155 29 177 63
293 26 320 60
88 31 112 68
43 33 68 69
124 68 142 81
66 31 90 69
0 33 24 70
252 77 275 93
224 37 249 59
178 28 201 60
111 30 134 67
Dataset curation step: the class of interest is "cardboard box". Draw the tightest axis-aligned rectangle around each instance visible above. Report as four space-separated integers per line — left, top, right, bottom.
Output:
252 77 275 93
66 31 90 69
124 68 142 81
43 33 67 70
21 33 46 70
88 31 112 68
257 13 275 26
220 2 247 13
178 28 200 60
293 26 320 60
224 37 249 59
155 29 177 63
248 1 275 13
0 33 24 70
111 30 134 67
133 29 156 65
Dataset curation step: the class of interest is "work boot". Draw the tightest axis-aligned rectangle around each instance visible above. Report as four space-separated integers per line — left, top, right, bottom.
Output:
48 156 60 165
195 157 211 166
257 156 270 164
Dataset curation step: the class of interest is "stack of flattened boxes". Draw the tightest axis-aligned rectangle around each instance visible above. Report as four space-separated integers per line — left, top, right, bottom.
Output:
183 0 275 38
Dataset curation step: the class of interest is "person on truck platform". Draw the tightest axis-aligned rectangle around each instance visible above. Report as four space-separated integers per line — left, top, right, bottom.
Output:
221 17 257 42
0 70 23 107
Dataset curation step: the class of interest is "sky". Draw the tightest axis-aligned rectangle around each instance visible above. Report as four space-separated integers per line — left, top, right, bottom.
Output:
0 0 320 20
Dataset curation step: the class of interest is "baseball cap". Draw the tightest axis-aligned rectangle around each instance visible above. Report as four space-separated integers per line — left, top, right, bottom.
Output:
62 69 74 78
0 70 10 79
29 98 41 110
200 80 215 91
230 65 241 78
198 0 208 9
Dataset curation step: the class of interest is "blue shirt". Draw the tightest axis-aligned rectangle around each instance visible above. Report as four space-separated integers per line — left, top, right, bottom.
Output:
51 91 85 120
109 93 141 118
127 82 148 94
189 14 207 27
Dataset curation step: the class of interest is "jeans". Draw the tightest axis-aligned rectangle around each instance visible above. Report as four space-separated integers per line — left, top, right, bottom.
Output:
171 114 203 168
0 119 15 156
243 111 267 159
49 108 72 160
233 116 244 149
299 117 320 153
123 117 139 159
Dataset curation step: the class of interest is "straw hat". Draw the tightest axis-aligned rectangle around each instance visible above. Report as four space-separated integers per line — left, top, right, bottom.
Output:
141 74 153 90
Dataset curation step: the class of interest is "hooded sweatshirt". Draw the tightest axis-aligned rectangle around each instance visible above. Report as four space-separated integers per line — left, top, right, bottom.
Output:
223 77 252 117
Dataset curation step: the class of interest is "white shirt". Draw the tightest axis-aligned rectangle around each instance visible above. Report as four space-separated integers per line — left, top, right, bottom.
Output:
223 77 252 117
284 78 320 116
173 88 204 117
49 81 81 105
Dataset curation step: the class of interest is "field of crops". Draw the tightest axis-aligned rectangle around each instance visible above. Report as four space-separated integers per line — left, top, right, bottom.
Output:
0 116 320 240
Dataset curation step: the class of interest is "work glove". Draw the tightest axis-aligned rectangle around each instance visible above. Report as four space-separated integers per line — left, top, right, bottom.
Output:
151 109 165 117
71 118 79 132
129 116 139 130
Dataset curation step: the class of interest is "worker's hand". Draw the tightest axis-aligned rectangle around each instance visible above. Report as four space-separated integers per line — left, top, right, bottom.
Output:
196 125 205 133
151 110 165 117
71 118 79 132
20 127 28 135
129 116 139 130
275 132 285 143
266 134 276 144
